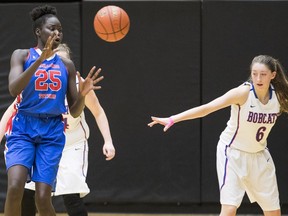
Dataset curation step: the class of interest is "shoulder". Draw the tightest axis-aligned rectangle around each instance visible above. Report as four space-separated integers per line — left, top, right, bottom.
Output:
237 82 251 93
11 49 30 61
223 83 250 106
58 55 73 66
233 83 251 105
58 55 76 74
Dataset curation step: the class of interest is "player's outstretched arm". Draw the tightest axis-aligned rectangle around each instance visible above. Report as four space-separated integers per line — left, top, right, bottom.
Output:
148 85 250 132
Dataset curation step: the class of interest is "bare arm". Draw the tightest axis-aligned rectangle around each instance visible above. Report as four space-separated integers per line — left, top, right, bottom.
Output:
148 84 250 132
65 63 104 118
9 35 58 96
0 101 16 143
85 89 115 160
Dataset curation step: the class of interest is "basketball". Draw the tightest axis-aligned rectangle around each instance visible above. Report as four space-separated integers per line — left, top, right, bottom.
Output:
94 5 130 42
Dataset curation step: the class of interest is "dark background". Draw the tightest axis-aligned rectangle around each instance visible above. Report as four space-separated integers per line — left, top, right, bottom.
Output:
1 0 288 214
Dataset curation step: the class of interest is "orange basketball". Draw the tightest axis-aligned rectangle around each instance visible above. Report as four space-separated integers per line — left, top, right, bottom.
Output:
94 5 130 42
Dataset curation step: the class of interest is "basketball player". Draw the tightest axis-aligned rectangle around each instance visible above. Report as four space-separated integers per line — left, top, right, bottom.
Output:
21 43 115 216
148 55 288 216
4 5 103 216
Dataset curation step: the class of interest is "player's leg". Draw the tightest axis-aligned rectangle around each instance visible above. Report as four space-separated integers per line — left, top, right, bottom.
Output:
35 182 56 216
33 116 65 216
4 113 36 216
4 165 28 216
248 149 280 216
263 210 281 216
21 188 37 216
216 144 246 216
220 204 237 216
62 193 88 216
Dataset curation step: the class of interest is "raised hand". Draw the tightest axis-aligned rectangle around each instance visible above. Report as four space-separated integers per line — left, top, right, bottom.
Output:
148 116 175 132
77 66 104 97
39 34 58 61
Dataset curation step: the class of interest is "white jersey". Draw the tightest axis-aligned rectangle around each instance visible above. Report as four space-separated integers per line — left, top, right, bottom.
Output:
219 82 280 153
64 76 90 147
64 107 90 147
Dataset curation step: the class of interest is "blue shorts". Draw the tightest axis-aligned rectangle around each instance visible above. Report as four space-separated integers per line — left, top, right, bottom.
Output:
5 112 65 188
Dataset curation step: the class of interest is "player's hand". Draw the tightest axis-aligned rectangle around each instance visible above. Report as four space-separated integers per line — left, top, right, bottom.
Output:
39 34 58 61
148 116 174 132
78 66 103 97
103 142 115 161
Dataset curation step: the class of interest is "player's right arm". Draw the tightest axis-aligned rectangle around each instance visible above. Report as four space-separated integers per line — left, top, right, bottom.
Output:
9 35 58 97
0 101 16 143
148 84 250 132
8 49 30 96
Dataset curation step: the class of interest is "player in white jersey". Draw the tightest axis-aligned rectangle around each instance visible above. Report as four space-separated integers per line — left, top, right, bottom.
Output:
0 44 115 216
148 55 288 216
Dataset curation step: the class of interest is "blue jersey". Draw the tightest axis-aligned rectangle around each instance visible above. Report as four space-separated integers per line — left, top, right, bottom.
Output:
18 48 68 115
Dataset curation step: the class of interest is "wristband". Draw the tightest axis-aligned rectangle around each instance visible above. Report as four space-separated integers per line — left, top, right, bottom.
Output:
168 117 175 127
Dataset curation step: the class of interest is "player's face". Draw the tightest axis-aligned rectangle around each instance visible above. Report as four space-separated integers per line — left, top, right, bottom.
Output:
251 63 276 90
40 16 63 49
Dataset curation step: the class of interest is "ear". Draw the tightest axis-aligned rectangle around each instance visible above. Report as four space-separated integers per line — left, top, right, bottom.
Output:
35 28 41 36
271 71 277 79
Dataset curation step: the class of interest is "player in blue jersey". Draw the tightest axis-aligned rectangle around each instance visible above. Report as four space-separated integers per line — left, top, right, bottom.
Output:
1 44 115 216
148 55 288 216
5 5 103 216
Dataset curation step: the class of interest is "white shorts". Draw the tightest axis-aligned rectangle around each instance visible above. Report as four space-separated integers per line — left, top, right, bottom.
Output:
25 139 90 198
217 142 280 211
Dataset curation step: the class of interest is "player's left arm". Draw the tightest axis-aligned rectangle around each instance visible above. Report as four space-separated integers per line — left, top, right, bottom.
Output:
85 88 115 160
64 58 103 118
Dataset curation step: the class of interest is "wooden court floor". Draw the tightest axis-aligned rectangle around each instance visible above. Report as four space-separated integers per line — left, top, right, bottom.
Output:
35 214 288 216
34 214 259 216
1 214 218 216
0 213 215 216
0 213 272 216
0 214 245 216
28 214 219 216
51 214 285 216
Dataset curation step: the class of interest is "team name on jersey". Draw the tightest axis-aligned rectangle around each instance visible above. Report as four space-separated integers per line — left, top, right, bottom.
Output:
39 94 56 99
39 63 60 69
247 111 278 124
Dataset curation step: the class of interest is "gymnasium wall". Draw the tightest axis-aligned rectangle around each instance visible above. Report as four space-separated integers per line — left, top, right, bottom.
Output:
1 0 288 214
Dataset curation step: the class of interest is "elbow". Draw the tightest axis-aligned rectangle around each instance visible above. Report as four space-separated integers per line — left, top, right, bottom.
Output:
9 81 21 97
69 110 81 118
70 112 78 118
71 113 79 118
9 87 18 97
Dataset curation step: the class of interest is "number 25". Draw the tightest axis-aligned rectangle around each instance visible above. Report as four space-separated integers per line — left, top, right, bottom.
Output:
35 70 61 91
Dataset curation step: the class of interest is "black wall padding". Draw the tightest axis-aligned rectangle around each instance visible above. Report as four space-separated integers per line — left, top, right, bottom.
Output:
81 0 202 204
1 0 288 213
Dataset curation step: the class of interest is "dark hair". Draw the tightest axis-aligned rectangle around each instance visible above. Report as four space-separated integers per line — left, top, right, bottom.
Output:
250 55 288 113
30 5 57 37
